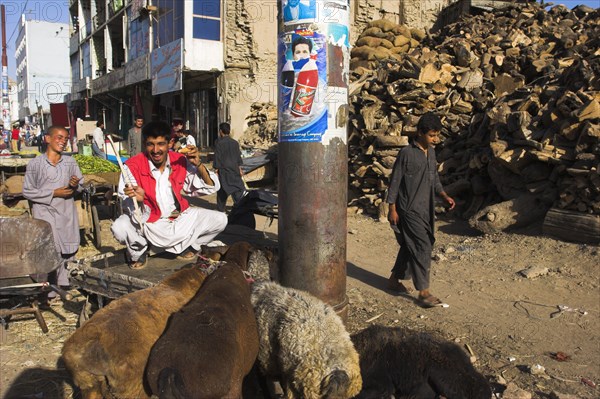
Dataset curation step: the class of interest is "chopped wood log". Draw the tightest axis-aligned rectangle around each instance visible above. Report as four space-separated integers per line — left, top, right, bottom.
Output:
372 161 392 178
374 149 400 158
543 207 600 244
374 135 409 148
456 69 483 91
576 99 600 122
444 178 471 197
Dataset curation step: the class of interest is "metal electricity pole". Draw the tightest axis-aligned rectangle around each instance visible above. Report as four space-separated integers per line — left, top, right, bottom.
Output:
277 1 351 320
1 5 11 129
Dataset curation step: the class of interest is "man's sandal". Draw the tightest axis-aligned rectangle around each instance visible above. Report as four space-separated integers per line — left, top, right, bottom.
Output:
418 294 445 308
129 253 148 270
177 249 197 260
387 279 413 294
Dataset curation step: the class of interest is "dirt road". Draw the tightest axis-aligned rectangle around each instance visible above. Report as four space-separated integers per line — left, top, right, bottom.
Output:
0 208 598 398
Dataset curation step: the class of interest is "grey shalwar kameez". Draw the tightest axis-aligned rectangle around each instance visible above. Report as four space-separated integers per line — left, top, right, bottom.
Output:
128 127 143 156
214 135 246 212
386 142 444 291
23 154 84 286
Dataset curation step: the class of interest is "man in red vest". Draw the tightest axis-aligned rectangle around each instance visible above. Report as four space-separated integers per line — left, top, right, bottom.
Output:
111 121 226 269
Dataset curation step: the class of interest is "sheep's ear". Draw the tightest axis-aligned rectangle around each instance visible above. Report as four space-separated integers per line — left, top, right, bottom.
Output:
320 369 350 398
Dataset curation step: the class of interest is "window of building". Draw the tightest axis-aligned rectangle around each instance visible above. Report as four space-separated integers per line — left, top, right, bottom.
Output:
193 0 221 41
154 0 184 48
128 8 149 61
71 54 80 82
82 41 92 78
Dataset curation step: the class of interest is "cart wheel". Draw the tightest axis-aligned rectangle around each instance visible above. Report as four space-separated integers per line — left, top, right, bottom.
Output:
92 205 102 249
77 297 92 327
113 196 123 219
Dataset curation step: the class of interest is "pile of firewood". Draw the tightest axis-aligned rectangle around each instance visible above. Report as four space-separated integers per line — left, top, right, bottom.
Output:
240 102 278 150
350 19 426 70
348 2 600 226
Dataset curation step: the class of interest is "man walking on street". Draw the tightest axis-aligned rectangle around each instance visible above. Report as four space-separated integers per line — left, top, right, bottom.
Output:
213 122 246 212
386 112 455 308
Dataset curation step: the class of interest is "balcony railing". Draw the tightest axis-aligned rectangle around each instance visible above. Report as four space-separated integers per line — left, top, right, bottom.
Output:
84 19 92 37
92 8 106 31
70 33 79 55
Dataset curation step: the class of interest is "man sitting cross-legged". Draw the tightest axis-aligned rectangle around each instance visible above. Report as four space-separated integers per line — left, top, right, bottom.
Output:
111 120 227 269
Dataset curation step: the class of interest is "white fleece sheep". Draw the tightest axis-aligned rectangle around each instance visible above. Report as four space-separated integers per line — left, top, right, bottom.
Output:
251 281 362 399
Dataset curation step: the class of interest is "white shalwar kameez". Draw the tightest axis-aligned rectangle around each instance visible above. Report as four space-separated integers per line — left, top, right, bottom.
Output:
111 158 227 262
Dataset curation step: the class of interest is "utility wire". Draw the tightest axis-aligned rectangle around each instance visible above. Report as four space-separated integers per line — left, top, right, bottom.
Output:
6 0 29 45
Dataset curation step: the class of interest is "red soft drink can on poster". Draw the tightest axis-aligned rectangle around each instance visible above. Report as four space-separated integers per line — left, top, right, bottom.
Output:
291 60 318 117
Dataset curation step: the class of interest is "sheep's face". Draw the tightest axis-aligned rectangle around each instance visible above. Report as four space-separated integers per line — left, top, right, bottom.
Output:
320 366 362 399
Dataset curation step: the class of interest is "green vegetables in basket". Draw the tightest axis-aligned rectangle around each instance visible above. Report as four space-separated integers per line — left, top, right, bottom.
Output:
74 154 120 174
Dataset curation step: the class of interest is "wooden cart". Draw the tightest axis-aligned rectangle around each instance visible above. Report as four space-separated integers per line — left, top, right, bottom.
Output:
67 224 277 301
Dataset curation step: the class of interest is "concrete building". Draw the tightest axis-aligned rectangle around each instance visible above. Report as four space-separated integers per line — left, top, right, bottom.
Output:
8 78 19 125
14 17 70 123
67 0 454 146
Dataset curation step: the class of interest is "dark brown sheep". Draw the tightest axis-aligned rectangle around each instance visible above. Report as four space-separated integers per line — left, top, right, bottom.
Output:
61 265 212 399
145 241 259 398
351 325 492 399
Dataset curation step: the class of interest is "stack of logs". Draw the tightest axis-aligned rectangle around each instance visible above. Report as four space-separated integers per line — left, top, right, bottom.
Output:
348 2 600 230
240 102 278 150
350 19 426 70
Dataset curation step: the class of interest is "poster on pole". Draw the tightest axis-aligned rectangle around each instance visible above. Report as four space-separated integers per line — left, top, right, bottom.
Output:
278 28 328 142
278 0 350 144
2 65 10 127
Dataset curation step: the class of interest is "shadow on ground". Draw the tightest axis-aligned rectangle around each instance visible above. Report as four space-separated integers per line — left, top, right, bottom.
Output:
2 359 77 399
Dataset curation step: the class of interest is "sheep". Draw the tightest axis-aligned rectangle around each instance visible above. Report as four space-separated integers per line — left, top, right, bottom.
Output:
145 241 259 398
350 324 492 399
61 264 213 399
202 244 277 283
251 281 362 399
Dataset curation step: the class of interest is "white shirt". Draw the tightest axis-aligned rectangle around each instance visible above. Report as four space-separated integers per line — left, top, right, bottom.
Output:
181 134 196 149
151 161 177 218
92 127 105 151
186 135 196 147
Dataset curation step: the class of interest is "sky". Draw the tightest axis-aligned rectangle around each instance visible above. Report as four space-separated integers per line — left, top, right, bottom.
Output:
0 0 597 81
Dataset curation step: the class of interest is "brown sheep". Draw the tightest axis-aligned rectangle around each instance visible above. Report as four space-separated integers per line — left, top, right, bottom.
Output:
251 281 362 399
351 325 492 399
145 241 259 398
61 265 213 399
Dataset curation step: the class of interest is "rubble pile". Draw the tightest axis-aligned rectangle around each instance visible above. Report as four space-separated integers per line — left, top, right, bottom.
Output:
348 3 600 225
239 102 278 150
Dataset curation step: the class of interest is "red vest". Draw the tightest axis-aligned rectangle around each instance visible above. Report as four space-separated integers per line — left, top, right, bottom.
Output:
125 152 190 223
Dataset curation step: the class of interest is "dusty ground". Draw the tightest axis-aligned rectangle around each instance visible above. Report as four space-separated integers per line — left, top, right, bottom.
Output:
0 195 598 398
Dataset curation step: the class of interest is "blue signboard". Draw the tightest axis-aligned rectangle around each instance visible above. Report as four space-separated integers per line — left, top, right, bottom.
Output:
151 39 183 95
